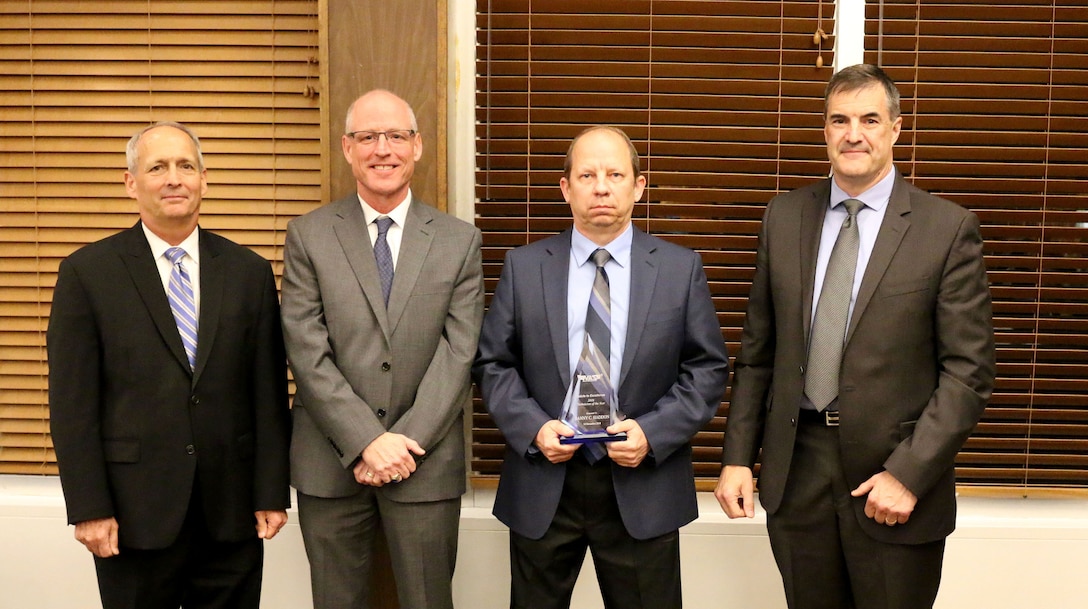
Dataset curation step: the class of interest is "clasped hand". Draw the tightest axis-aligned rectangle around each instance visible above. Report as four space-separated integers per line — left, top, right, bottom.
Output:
353 432 425 486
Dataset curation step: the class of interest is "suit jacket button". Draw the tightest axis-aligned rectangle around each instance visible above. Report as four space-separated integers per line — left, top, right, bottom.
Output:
186 444 196 455
381 362 391 372
190 395 200 405
377 409 387 418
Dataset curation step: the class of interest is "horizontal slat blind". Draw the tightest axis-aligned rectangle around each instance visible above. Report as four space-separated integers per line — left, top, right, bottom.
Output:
474 0 837 478
0 0 322 474
868 0 1088 488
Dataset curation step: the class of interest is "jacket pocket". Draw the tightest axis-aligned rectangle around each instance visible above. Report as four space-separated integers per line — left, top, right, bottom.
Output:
103 439 140 463
645 305 682 326
877 277 931 298
898 419 918 441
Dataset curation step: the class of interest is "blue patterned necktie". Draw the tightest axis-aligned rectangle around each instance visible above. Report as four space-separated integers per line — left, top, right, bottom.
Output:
805 198 863 411
374 217 394 307
574 248 613 462
165 247 198 370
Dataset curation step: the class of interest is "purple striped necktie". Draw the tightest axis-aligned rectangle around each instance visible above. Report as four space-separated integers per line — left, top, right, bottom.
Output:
165 247 198 370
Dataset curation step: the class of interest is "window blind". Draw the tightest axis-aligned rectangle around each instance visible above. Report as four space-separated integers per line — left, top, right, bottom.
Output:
473 0 838 483
0 0 322 474
868 0 1088 488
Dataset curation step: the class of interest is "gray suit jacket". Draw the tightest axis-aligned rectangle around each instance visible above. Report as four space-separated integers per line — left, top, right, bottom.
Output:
473 227 729 540
281 195 484 501
723 174 995 544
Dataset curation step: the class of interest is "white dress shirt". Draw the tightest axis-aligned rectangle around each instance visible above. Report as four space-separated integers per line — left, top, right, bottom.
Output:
143 223 201 315
358 190 412 268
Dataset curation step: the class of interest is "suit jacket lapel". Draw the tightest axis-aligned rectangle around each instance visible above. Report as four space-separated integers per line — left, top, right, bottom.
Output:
193 228 222 385
332 197 390 336
620 228 657 388
387 198 435 334
846 173 911 343
543 231 572 387
801 180 831 342
117 223 192 374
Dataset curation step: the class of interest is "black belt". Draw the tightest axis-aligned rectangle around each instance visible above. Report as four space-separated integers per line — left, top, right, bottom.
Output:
798 408 839 427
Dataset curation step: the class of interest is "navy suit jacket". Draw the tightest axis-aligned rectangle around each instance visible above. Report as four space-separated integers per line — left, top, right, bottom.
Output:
473 227 729 540
48 223 291 550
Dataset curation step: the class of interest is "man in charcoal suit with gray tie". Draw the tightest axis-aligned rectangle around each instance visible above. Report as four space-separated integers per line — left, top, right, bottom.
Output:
715 64 996 609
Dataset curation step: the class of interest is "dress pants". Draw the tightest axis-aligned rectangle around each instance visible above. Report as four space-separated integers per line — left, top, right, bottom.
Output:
93 486 263 609
297 488 460 609
767 412 945 609
509 452 682 609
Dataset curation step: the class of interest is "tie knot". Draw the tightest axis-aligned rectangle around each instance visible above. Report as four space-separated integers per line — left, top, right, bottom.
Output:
165 247 187 265
842 198 863 217
375 216 394 235
591 248 611 268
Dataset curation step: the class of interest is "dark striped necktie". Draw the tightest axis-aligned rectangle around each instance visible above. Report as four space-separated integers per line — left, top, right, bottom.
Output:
576 248 612 462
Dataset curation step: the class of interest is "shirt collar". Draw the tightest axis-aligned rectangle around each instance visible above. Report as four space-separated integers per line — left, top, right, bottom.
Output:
830 167 896 212
142 223 200 265
570 223 633 268
358 190 412 227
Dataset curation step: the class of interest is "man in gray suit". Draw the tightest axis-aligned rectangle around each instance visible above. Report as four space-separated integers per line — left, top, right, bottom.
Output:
281 89 484 609
715 64 995 608
474 126 729 609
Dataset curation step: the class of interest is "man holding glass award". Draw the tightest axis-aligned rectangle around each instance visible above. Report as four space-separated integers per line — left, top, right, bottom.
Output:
474 126 729 609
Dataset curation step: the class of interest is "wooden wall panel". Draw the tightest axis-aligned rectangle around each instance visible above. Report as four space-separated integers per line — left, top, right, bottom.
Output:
324 3 447 607
327 0 447 210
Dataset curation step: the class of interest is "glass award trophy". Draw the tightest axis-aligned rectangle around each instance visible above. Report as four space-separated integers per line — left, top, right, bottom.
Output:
558 367 626 444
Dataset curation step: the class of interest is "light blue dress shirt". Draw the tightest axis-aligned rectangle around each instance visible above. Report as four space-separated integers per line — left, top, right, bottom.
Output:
810 168 897 328
567 224 632 383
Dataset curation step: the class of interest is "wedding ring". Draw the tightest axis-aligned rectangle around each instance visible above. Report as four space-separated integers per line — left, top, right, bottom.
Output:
365 471 374 478
392 473 402 482
885 517 897 525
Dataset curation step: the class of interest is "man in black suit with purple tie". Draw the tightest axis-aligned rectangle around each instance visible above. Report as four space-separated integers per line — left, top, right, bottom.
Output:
48 122 291 609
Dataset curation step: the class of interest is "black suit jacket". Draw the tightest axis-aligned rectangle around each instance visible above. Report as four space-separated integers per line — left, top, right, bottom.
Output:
723 175 995 544
48 223 290 550
474 227 729 540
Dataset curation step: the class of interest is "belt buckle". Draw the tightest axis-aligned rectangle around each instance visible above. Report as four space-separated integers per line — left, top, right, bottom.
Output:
825 410 840 427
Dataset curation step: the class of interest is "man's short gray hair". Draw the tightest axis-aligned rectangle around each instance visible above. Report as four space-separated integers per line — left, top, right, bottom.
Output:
125 121 205 173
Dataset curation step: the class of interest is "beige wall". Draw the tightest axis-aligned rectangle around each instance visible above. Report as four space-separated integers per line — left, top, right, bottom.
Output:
2 477 1086 609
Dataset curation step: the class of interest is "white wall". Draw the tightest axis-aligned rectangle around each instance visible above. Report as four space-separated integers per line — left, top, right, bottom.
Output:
2 476 1085 609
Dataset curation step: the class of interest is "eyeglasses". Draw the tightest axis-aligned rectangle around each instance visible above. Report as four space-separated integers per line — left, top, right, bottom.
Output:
346 129 417 147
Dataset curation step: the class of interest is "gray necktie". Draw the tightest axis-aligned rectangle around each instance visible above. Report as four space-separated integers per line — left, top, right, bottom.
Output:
374 217 394 307
805 198 863 411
